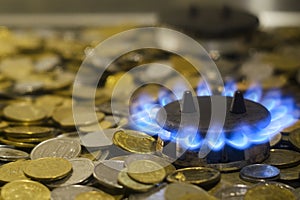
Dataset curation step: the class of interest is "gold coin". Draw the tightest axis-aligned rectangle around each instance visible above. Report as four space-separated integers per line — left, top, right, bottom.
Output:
117 169 154 192
1 180 50 200
289 128 300 151
0 121 9 129
0 160 30 183
282 120 300 133
127 160 166 184
179 193 217 200
6 135 54 143
244 183 296 200
75 191 114 200
4 126 53 138
113 130 156 154
0 137 36 148
3 103 47 122
23 157 72 181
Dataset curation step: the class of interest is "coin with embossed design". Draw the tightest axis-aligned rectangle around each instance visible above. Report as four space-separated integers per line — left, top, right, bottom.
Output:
0 160 30 183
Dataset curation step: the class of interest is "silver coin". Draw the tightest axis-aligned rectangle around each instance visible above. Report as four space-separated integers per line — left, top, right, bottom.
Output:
279 164 300 181
79 130 113 148
0 147 29 161
129 183 167 200
263 149 300 168
240 164 280 183
214 184 249 200
30 138 81 160
47 158 94 187
93 160 125 190
51 185 100 200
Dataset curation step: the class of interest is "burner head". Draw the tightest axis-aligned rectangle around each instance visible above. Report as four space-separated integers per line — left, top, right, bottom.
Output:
156 94 271 134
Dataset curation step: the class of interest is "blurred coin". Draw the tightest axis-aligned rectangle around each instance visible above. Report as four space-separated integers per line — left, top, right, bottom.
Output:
109 155 129 161
164 182 217 200
56 132 80 143
75 190 115 200
295 187 300 199
51 185 100 200
23 157 72 181
125 154 175 175
279 164 300 181
0 147 29 161
80 149 103 161
47 158 94 187
127 160 166 184
214 184 249 200
167 167 220 188
0 137 36 148
30 138 81 160
244 182 296 200
269 132 282 147
282 120 300 134
240 164 280 183
289 128 300 151
6 135 55 143
93 160 125 190
263 149 300 168
3 103 47 122
4 126 53 138
0 160 30 183
117 169 154 192
113 129 156 154
79 130 113 148
98 101 129 117
1 180 50 200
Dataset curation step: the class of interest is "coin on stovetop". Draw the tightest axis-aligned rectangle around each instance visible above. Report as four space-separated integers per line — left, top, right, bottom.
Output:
75 191 115 200
240 164 280 183
0 147 29 161
167 167 221 188
3 103 47 122
0 160 30 183
113 129 156 154
244 182 296 200
263 149 300 168
279 163 300 181
1 180 50 200
51 185 101 200
4 126 53 138
23 157 72 181
289 128 300 151
282 120 300 134
127 160 166 184
30 138 81 160
93 160 125 190
47 158 94 187
117 169 155 192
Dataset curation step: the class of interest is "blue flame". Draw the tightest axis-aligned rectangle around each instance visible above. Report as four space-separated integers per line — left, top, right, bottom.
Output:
130 80 297 151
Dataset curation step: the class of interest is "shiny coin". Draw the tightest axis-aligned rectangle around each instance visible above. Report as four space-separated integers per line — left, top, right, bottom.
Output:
244 182 296 200
4 126 53 138
79 130 113 148
93 160 125 190
80 149 103 161
240 164 280 183
75 190 115 200
0 160 30 183
282 120 300 133
127 160 166 184
6 135 55 143
269 132 282 147
263 149 300 168
30 138 81 160
0 137 36 148
279 164 300 181
47 158 94 187
23 157 72 181
214 184 249 200
164 182 217 200
117 169 155 192
1 180 50 200
113 129 156 154
167 167 220 188
0 147 29 161
51 185 100 200
3 103 47 122
125 154 175 175
289 128 300 151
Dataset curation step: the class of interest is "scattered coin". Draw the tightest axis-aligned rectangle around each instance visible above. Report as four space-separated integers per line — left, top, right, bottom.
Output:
0 137 36 148
79 130 113 148
113 129 156 154
239 164 280 183
289 128 300 151
117 169 155 192
244 182 296 200
1 180 50 200
23 157 72 181
98 101 129 117
51 185 100 200
214 184 249 199
75 191 115 200
47 158 94 187
4 126 54 138
263 149 300 168
269 132 282 147
93 160 125 190
279 163 300 181
127 160 166 184
282 120 300 133
0 147 29 161
30 138 81 160
167 167 221 188
0 160 30 183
